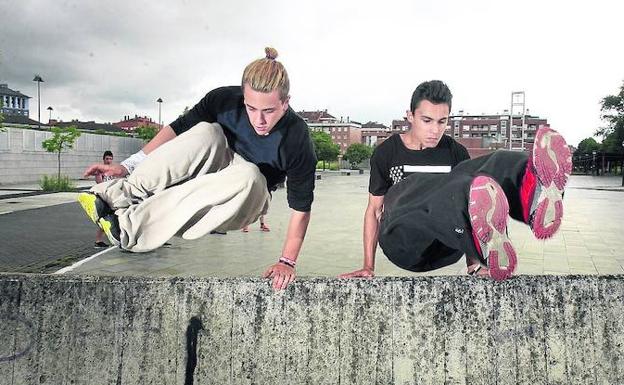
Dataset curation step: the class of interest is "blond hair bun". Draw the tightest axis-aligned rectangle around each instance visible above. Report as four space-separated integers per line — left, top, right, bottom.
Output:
242 47 289 100
265 47 278 60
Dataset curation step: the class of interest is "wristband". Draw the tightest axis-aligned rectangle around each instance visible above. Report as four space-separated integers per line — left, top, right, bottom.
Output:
120 150 147 174
279 256 296 268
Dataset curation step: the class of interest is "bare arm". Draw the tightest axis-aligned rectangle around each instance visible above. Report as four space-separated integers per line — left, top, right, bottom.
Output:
263 209 311 290
142 125 177 155
339 193 384 278
84 125 178 178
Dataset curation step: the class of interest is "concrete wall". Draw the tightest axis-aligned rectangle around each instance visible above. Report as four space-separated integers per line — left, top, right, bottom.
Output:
0 127 143 184
0 274 623 385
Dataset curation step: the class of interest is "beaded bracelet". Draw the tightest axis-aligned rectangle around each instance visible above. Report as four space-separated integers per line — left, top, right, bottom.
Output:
279 256 296 268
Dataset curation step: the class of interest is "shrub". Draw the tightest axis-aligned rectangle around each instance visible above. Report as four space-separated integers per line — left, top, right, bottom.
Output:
40 175 75 192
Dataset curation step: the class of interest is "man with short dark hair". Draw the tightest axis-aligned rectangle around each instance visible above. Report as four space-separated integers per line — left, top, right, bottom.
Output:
341 80 571 280
94 151 115 248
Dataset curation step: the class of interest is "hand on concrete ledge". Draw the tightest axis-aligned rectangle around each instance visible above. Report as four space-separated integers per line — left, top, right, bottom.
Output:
84 163 129 179
338 267 375 279
263 262 296 291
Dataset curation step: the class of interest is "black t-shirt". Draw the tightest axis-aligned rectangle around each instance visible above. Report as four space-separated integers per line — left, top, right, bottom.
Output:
169 86 317 212
369 134 470 196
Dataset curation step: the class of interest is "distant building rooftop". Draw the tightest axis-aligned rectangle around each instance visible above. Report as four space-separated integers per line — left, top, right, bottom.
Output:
297 110 337 123
2 114 44 127
0 83 30 99
53 119 126 133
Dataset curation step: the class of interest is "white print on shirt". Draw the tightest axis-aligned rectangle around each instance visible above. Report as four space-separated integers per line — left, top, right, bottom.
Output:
389 165 452 185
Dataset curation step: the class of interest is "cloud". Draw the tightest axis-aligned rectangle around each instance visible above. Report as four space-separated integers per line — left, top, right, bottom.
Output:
1 0 622 145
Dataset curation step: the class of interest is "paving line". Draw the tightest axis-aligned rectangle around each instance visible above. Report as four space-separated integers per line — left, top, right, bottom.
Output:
54 246 117 274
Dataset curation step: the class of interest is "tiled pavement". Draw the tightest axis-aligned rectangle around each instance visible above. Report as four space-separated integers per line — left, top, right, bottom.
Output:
55 173 624 278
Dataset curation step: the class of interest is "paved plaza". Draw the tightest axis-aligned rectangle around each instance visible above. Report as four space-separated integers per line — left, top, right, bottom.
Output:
2 172 616 279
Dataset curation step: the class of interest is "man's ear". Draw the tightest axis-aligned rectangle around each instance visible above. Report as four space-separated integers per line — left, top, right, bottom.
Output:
406 110 414 123
282 95 291 111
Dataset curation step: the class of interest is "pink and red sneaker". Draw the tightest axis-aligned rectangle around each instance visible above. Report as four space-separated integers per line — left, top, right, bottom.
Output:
469 175 517 281
521 127 572 239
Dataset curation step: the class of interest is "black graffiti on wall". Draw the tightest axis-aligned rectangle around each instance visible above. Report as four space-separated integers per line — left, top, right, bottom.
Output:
184 316 204 385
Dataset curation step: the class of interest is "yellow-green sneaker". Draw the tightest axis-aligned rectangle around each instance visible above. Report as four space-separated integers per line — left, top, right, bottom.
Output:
77 192 112 225
98 213 121 247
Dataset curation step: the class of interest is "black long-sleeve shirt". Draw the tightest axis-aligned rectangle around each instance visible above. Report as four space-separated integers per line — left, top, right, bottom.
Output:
170 86 317 212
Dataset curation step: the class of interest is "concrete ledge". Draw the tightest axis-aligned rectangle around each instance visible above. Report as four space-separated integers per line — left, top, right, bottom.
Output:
1 274 623 384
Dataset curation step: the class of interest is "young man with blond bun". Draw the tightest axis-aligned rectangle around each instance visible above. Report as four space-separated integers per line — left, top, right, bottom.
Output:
78 47 316 290
341 80 571 281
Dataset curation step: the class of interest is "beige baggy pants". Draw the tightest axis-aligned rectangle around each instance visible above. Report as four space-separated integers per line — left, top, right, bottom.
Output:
91 122 271 252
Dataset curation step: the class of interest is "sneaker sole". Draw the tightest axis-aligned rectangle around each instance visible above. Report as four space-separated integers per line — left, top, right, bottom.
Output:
77 192 99 225
98 217 120 246
469 176 517 281
531 127 572 239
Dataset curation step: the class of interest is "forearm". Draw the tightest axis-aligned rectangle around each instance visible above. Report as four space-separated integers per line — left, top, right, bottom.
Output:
280 210 311 261
120 125 177 174
363 208 380 270
142 125 177 155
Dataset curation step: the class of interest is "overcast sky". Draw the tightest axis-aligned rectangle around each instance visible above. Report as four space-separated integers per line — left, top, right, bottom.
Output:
1 0 622 146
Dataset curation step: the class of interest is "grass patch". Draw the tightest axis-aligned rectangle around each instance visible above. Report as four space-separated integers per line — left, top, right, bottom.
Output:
40 175 75 192
316 160 340 171
42 255 77 270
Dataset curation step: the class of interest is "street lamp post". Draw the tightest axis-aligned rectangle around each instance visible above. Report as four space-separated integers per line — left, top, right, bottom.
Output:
156 98 163 128
32 75 44 130
47 106 53 124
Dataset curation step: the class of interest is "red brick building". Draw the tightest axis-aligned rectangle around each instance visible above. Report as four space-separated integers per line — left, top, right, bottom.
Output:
391 118 410 134
361 121 391 146
388 112 549 157
447 111 549 152
298 110 362 154
114 115 160 132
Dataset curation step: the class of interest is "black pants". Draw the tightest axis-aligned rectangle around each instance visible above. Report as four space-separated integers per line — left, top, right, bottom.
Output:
379 150 528 272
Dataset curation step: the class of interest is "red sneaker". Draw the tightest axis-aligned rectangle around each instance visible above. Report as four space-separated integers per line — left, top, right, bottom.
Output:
525 127 572 239
469 175 517 281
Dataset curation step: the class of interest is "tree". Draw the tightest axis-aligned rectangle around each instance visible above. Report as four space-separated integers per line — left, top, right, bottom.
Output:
136 124 158 142
42 126 81 181
575 137 601 155
179 106 190 118
343 143 373 169
595 80 624 154
310 130 340 170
